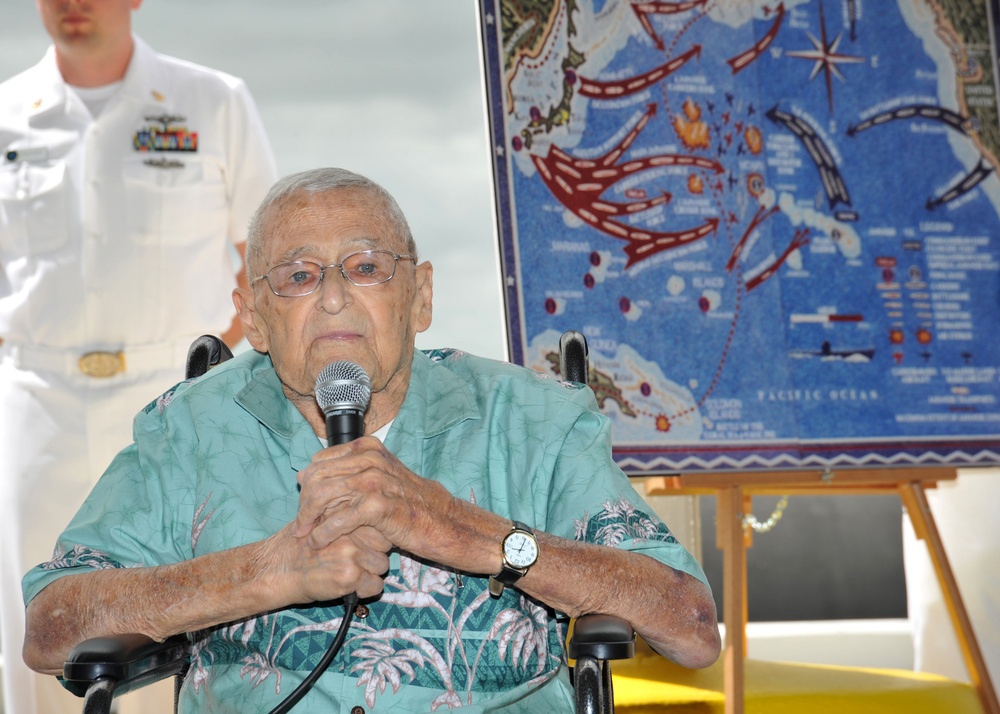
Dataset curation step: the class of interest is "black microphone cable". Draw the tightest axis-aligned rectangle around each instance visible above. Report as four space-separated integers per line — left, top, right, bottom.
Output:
267 593 359 714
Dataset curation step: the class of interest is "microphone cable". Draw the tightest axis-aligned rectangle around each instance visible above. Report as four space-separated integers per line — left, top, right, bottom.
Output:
267 592 359 714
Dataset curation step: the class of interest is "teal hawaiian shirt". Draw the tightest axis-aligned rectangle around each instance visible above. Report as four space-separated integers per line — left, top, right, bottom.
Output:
23 348 708 713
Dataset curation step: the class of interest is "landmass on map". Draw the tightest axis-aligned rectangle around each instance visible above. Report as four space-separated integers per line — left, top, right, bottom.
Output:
530 330 701 442
933 0 1000 171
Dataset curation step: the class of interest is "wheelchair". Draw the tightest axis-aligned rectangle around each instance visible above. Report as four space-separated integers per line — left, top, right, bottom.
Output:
61 332 635 714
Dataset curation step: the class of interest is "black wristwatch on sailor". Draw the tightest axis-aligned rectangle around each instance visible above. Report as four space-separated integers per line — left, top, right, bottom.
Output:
489 521 539 598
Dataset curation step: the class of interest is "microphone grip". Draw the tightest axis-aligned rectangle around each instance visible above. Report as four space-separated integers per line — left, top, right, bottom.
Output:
325 409 364 446
321 407 363 637
321 409 362 600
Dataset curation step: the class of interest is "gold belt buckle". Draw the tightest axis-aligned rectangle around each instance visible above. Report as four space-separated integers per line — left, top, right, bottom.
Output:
78 351 126 378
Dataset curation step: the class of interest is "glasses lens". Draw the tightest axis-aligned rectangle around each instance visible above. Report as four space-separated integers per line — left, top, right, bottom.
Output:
342 251 396 286
268 261 323 296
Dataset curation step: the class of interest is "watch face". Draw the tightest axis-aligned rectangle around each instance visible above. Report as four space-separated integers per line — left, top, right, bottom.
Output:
503 531 538 568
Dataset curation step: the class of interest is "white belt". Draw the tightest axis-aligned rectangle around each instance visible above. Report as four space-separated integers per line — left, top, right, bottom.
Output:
0 339 196 378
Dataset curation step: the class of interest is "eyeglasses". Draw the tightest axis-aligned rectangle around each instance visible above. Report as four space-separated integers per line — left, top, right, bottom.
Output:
251 250 416 297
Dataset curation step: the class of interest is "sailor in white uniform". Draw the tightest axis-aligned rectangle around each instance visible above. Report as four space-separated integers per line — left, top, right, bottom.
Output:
0 2 277 711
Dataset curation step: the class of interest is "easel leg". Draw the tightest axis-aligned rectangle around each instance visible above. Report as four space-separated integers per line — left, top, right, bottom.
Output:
718 486 746 714
900 481 999 714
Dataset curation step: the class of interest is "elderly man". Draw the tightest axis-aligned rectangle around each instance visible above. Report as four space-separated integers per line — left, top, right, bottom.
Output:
22 168 720 712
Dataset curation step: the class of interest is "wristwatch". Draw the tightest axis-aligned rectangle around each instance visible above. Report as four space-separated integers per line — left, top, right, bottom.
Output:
489 521 539 598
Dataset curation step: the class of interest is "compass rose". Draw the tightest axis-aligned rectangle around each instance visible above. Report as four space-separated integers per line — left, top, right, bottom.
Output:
787 2 865 112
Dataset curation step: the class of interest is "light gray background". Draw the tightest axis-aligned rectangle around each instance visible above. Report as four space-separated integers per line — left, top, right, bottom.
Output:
0 0 507 360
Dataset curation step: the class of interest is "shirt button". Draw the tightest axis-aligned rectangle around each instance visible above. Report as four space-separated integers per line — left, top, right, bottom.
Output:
350 707 365 714
354 604 369 619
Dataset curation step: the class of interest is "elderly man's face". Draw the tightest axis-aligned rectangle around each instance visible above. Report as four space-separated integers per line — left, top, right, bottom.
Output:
235 188 432 410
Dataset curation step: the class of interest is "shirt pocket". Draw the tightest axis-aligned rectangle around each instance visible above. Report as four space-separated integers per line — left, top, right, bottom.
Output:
122 155 211 245
0 161 70 256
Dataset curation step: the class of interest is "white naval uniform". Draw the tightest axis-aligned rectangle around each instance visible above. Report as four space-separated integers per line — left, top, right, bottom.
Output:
0 37 277 714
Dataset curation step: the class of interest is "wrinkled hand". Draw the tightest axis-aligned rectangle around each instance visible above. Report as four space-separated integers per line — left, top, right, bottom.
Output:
266 521 391 604
293 436 450 556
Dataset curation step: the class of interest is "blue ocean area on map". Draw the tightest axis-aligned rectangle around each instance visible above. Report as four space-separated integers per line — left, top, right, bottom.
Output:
481 0 1000 471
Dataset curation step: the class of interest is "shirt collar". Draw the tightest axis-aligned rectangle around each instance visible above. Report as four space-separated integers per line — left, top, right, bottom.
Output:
118 36 170 105
382 350 480 474
22 46 69 120
24 36 161 120
233 353 323 471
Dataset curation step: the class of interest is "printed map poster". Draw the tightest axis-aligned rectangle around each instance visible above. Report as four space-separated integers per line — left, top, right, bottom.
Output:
479 0 1000 473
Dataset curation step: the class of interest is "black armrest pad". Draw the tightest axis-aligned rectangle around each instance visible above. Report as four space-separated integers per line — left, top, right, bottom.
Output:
568 614 635 661
185 334 233 380
63 633 190 695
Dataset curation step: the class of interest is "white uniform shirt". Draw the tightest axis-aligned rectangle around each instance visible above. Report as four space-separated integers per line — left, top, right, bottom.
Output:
0 37 277 714
0 36 277 351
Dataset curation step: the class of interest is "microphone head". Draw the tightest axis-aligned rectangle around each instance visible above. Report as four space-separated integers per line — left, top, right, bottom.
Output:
315 361 372 415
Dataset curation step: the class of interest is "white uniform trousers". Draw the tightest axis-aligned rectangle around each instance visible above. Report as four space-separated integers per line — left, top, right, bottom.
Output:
902 468 1000 689
0 355 181 714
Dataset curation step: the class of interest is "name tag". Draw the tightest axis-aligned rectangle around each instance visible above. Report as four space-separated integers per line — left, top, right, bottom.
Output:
5 147 50 163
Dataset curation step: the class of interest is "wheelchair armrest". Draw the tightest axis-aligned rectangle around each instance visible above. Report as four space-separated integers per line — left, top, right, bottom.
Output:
62 633 190 698
568 614 635 661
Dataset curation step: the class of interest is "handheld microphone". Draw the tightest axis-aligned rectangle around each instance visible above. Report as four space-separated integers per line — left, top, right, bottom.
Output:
315 361 372 445
271 361 371 714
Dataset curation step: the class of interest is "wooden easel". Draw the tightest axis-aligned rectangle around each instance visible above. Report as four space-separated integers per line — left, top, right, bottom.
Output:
645 467 1000 714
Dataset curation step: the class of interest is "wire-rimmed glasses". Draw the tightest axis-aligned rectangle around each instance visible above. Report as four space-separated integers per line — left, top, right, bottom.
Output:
251 250 416 297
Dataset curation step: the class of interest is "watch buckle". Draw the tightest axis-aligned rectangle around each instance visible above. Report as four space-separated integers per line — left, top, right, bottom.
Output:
488 576 505 598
